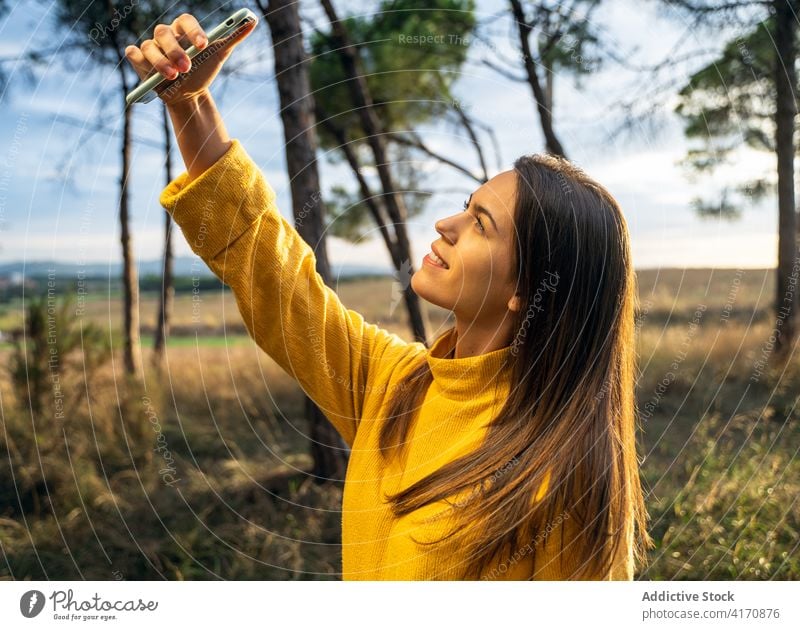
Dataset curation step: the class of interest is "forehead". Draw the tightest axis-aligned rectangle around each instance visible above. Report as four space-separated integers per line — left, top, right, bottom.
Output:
473 169 516 229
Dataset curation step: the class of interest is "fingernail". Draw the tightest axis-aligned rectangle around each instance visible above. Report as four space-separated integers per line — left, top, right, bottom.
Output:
165 66 178 79
177 57 190 72
195 35 206 47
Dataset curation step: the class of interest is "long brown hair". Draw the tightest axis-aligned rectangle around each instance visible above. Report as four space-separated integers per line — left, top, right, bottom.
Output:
379 152 653 579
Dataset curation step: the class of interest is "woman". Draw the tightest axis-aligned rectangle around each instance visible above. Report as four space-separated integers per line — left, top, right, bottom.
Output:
125 13 652 580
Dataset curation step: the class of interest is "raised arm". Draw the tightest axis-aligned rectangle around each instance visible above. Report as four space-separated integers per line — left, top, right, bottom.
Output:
159 138 415 446
125 13 418 446
124 12 245 182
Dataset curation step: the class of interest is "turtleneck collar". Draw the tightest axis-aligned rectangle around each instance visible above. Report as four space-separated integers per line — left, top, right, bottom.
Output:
425 327 514 401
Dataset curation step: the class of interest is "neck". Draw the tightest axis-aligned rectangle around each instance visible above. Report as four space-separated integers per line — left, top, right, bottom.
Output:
453 312 516 359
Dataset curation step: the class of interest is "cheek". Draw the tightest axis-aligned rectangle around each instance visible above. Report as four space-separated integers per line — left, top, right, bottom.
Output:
462 243 505 288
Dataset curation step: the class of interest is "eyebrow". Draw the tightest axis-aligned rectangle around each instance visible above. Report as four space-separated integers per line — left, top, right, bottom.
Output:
468 194 499 234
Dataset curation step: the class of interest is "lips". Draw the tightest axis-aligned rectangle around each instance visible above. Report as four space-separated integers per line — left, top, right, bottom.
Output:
424 253 448 269
430 243 449 268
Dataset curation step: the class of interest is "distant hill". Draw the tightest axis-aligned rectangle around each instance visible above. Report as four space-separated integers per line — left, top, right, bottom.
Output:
0 257 393 279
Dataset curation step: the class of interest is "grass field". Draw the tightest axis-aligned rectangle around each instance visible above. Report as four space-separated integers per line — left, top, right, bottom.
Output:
0 268 797 579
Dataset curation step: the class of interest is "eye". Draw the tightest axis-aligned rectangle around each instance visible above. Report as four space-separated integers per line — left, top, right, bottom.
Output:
463 199 485 233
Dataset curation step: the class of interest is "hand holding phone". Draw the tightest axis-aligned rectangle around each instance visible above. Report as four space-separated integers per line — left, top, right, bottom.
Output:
124 9 258 107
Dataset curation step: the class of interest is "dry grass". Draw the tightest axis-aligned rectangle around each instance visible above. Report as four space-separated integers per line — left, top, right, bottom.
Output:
0 268 797 579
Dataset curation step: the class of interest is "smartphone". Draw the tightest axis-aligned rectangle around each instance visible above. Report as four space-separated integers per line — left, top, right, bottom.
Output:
125 8 258 106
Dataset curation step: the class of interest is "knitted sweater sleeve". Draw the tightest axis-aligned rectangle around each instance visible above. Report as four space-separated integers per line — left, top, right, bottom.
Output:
159 139 411 447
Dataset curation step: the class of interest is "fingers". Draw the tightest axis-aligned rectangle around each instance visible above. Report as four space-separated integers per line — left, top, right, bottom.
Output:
123 44 150 82
123 14 208 82
154 23 188 74
124 38 177 81
173 13 207 48
140 39 179 80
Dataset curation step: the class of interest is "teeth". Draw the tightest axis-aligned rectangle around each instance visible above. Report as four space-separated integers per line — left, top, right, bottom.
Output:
430 251 448 268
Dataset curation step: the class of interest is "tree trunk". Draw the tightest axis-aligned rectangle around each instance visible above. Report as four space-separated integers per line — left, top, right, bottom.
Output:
153 103 174 365
261 0 349 481
321 113 400 263
509 0 567 157
545 62 554 115
118 67 141 378
322 114 437 335
773 0 799 358
320 0 429 346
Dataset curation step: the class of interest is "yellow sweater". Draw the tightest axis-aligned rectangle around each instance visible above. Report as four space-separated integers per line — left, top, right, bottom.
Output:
159 139 634 580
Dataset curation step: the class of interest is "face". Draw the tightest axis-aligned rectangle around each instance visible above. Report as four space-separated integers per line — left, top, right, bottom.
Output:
411 169 521 324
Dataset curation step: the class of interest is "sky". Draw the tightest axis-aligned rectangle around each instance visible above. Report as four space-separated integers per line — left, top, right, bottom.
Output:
0 0 779 275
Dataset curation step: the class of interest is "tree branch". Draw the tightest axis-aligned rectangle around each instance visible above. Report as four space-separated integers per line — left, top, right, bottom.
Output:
480 57 528 82
451 101 490 182
390 131 486 184
509 0 567 156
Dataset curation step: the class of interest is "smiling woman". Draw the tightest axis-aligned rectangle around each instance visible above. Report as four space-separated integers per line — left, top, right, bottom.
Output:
127 11 652 580
383 152 655 579
411 171 522 360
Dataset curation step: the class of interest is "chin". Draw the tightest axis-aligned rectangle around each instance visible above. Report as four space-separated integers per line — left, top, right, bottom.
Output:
411 271 454 311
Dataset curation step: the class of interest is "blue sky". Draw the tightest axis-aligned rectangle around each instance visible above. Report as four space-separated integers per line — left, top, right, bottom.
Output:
0 0 778 273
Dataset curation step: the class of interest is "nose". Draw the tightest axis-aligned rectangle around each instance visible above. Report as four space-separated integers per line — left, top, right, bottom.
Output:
435 212 463 243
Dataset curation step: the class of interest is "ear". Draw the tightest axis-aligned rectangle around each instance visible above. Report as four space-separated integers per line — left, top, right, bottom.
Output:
507 292 522 313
